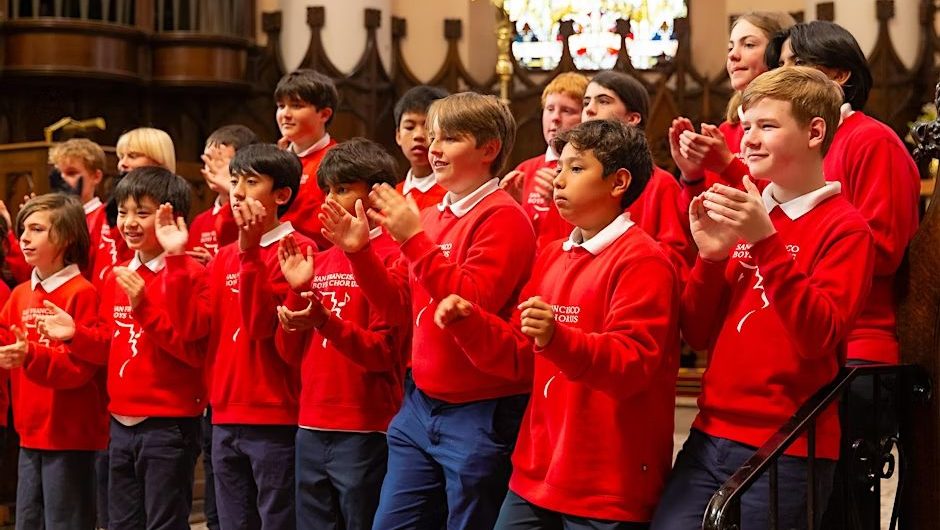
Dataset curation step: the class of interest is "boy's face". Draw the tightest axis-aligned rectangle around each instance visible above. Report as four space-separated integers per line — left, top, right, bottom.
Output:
118 195 161 257
229 171 292 222
542 93 582 147
428 122 499 195
20 210 64 270
325 181 372 217
395 112 431 173
276 98 331 146
581 82 641 127
741 98 824 184
552 143 629 231
56 157 102 204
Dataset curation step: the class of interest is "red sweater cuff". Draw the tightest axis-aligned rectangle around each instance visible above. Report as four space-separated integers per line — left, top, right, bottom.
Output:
399 231 437 263
535 324 586 377
164 253 189 271
239 246 263 267
720 158 749 184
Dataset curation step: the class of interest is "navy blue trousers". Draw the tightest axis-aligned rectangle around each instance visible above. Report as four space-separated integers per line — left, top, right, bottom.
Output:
202 408 220 530
295 428 387 530
651 429 836 530
496 491 650 530
212 424 296 530
371 376 528 530
16 448 96 530
108 417 202 530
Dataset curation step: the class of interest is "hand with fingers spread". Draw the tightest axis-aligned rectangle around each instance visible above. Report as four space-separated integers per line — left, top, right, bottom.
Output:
678 124 735 174
186 247 213 265
367 184 422 243
278 234 316 292
0 200 11 232
500 170 525 203
155 203 190 256
533 167 556 202
319 197 370 253
689 195 737 261
700 176 775 244
519 296 555 348
36 300 76 341
201 146 233 194
434 294 474 329
114 266 147 308
233 197 269 251
0 326 28 369
669 117 705 182
277 292 328 332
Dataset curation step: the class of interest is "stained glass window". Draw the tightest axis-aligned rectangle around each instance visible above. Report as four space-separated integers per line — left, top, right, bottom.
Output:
506 0 688 71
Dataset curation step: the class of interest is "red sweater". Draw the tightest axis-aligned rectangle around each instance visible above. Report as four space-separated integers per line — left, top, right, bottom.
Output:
682 185 874 459
396 172 448 211
2 266 108 450
629 166 694 282
347 179 536 402
823 112 920 363
512 155 571 251
83 198 107 279
165 223 314 425
187 198 238 256
71 256 208 418
447 216 679 522
276 231 408 432
281 138 338 250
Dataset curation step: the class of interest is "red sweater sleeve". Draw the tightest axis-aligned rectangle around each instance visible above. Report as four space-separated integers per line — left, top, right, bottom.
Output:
399 208 536 309
316 309 399 374
535 256 677 397
680 257 732 351
749 229 875 359
345 246 411 325
69 275 115 366
23 287 100 388
239 246 288 340
163 254 212 341
445 302 534 383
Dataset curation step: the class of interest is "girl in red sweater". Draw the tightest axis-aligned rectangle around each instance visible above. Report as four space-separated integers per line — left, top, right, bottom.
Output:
1 194 106 530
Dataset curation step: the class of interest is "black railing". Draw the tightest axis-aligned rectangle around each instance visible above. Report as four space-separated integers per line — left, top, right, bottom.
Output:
703 364 930 530
5 0 135 24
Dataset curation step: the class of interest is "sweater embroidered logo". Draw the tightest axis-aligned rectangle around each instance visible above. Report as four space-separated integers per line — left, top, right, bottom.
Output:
115 319 142 377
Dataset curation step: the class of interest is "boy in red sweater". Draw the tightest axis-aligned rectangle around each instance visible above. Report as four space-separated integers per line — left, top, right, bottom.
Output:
320 93 535 529
501 72 589 250
435 119 679 529
394 85 450 210
277 69 338 248
274 138 408 530
651 67 876 530
158 143 312 530
2 194 106 529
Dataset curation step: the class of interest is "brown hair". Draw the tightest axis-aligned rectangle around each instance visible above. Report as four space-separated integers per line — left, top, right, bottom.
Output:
16 194 91 270
541 72 590 107
742 66 843 155
48 138 106 173
726 11 797 123
426 92 517 176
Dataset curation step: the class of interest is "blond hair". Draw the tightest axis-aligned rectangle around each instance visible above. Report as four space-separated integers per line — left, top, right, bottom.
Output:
742 66 842 155
116 127 176 173
541 72 590 107
727 11 797 123
426 92 517 176
49 138 106 173
16 194 91 270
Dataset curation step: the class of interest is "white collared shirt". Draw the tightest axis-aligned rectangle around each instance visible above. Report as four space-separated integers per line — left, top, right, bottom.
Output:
260 221 297 248
839 103 854 125
291 134 332 158
30 263 81 292
401 169 439 195
211 196 224 216
761 181 842 221
83 197 103 215
437 178 500 218
128 252 167 274
369 226 383 240
562 212 635 255
544 146 559 164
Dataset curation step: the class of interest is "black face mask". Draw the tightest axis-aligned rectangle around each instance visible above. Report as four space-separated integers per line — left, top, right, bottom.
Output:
49 168 83 197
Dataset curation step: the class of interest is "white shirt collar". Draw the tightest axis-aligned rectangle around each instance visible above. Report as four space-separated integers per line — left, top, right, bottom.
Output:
212 196 224 215
290 134 331 158
437 178 500 218
838 103 855 126
30 263 81 292
83 197 103 215
260 221 296 248
401 169 439 195
128 252 166 273
761 181 842 220
544 146 559 163
369 226 383 240
562 212 634 255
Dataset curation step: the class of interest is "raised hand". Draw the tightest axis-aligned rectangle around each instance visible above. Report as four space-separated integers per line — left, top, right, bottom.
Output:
319 197 370 253
200 146 233 194
367 184 421 243
519 296 555 348
689 194 738 261
499 170 525 203
700 176 775 244
155 203 189 256
434 294 473 329
277 292 328 332
234 197 268 251
669 117 705 182
278 234 316 291
36 301 76 341
186 247 213 265
0 326 28 369
678 123 735 174
533 166 556 202
0 200 12 233
113 266 147 308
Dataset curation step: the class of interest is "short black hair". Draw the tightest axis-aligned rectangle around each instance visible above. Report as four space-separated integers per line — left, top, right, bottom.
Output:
589 71 650 129
765 21 872 109
552 119 652 210
317 138 398 191
394 85 449 127
206 124 260 151
274 69 339 125
114 166 192 219
229 144 302 217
